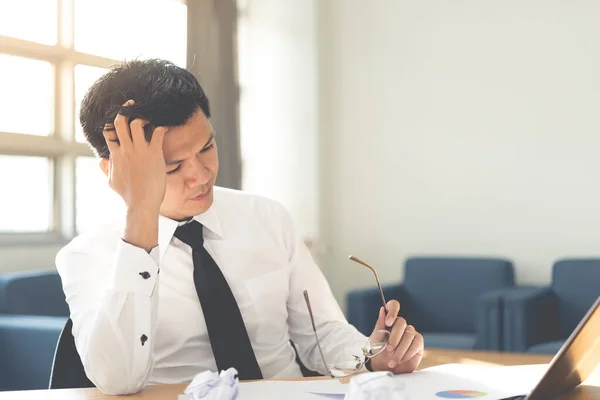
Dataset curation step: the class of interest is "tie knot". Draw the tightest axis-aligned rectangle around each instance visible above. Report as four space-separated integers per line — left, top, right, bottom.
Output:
174 219 204 251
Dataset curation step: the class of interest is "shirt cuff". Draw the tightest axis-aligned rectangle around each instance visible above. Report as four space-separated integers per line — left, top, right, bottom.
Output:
109 240 160 297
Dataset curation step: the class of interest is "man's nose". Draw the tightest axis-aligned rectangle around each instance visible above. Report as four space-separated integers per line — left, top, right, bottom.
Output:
184 156 212 187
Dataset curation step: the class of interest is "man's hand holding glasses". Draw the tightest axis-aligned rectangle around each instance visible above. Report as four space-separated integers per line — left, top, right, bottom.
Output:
304 255 424 378
367 298 424 374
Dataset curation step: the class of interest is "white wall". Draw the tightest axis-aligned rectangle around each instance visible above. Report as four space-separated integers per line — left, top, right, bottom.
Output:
238 0 320 240
318 0 600 305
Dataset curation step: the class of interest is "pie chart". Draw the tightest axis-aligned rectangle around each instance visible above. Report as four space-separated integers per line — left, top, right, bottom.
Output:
435 390 487 398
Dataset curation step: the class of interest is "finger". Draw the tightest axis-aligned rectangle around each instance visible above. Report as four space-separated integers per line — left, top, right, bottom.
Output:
113 100 135 151
386 317 407 355
103 125 120 157
389 324 415 367
371 306 387 333
393 351 423 374
109 158 116 181
385 300 400 327
106 157 115 189
399 331 424 363
150 126 168 149
129 117 149 145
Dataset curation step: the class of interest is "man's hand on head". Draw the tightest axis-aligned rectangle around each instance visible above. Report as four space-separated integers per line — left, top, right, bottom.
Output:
368 300 424 374
102 100 168 251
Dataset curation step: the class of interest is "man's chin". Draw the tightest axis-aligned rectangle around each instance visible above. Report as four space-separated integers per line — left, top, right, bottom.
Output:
185 190 214 215
160 191 214 221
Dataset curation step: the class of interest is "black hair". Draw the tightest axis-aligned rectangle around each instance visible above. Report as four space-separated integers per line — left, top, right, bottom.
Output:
80 59 211 158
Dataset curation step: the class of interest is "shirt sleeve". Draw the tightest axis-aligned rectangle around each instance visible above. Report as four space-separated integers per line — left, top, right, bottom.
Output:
281 208 367 375
56 239 160 395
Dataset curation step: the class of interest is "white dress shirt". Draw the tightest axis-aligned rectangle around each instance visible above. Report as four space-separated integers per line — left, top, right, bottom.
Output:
56 187 367 395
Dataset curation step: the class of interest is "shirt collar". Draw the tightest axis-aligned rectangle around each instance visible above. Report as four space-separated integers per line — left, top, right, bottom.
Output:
157 200 224 261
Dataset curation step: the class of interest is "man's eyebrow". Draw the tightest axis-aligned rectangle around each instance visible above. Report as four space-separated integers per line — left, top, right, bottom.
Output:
166 132 215 166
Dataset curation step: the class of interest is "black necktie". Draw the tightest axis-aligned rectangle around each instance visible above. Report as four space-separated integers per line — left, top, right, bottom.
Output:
174 220 263 380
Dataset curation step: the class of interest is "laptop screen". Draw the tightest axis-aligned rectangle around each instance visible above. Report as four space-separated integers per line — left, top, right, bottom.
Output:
526 295 600 400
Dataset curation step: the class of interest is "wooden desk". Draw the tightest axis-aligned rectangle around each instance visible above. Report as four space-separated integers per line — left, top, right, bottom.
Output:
0 349 597 399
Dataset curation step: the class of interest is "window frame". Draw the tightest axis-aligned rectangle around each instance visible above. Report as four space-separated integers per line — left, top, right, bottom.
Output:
0 0 188 245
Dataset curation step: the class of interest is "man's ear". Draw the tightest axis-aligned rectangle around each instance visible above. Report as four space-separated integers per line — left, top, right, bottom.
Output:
99 157 109 177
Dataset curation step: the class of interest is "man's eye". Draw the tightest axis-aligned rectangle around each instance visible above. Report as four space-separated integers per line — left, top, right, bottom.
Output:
200 143 214 153
167 165 181 175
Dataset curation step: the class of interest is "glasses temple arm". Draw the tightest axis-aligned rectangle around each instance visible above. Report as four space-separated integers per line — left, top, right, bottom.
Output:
348 256 388 312
303 290 334 378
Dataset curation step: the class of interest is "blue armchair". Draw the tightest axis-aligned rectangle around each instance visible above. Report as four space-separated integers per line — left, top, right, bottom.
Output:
0 315 66 391
0 270 68 391
0 270 69 317
347 257 515 351
503 259 600 354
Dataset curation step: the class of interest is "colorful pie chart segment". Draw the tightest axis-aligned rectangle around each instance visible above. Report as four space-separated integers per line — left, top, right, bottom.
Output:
435 390 488 398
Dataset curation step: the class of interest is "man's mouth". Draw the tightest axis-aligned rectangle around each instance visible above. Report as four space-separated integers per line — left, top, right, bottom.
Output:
189 186 212 200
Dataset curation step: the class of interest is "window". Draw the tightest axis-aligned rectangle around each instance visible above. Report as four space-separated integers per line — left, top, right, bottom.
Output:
0 55 54 136
0 0 58 45
75 157 124 233
0 156 52 232
74 0 187 67
0 0 187 241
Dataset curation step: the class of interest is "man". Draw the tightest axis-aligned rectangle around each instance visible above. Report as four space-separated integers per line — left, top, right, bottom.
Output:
57 59 424 395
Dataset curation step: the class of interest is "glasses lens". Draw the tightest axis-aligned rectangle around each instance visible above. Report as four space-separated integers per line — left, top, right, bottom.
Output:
366 329 390 357
330 360 363 377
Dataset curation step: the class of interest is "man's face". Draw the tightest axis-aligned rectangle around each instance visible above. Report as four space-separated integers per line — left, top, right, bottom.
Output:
160 109 219 220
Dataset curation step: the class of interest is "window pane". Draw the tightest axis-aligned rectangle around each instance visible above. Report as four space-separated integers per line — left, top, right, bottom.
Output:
74 0 187 67
0 55 53 136
0 156 51 232
76 157 124 233
75 65 108 143
0 0 57 45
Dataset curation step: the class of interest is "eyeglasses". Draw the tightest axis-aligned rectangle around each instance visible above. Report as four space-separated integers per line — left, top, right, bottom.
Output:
303 255 390 378
348 255 388 312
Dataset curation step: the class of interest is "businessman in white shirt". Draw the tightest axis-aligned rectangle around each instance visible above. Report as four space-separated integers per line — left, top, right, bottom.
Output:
57 59 424 395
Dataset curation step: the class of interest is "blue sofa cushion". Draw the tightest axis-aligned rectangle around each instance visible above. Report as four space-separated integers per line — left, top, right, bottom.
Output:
0 315 67 391
403 258 514 333
0 271 69 317
527 340 565 355
422 333 476 350
501 286 560 352
552 259 600 338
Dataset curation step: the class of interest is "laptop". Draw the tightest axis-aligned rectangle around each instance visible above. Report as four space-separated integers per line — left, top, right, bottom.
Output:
504 295 600 400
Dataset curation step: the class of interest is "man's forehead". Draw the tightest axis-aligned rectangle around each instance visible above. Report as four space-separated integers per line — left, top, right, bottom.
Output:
163 130 215 164
163 112 211 140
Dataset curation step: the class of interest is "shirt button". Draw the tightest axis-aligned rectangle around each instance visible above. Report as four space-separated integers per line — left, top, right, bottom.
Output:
139 271 151 279
140 334 148 346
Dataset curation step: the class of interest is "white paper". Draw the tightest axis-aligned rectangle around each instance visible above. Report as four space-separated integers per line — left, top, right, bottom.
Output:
180 368 239 400
180 363 549 400
345 371 408 400
388 363 549 400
